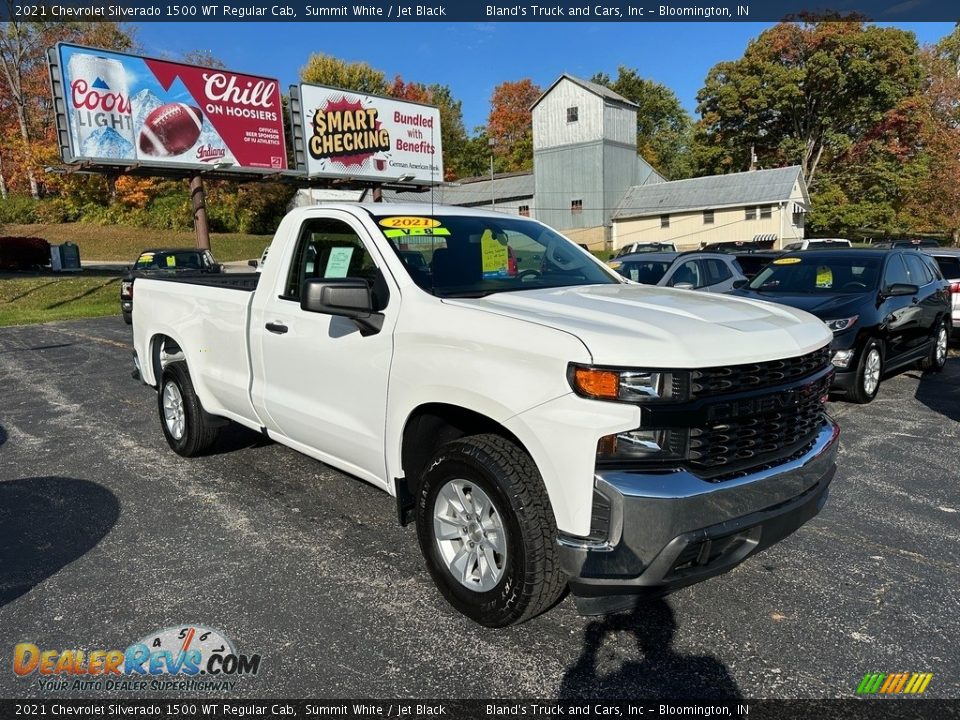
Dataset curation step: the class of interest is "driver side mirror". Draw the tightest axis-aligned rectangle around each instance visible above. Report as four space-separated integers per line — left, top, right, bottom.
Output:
301 277 384 336
882 283 918 298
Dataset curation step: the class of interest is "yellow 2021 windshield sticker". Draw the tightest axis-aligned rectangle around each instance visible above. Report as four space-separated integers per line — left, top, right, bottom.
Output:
773 257 802 265
379 216 442 229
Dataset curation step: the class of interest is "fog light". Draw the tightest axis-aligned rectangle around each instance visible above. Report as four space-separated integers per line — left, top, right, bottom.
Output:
597 428 685 461
831 349 855 369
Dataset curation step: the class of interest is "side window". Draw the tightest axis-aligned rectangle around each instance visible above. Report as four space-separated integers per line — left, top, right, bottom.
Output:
703 258 732 285
669 260 701 288
904 253 934 285
921 254 944 280
883 255 910 289
284 218 381 302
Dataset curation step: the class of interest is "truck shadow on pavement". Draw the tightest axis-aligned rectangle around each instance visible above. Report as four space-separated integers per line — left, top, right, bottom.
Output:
0 477 119 609
558 599 743 701
910 358 960 422
204 424 274 456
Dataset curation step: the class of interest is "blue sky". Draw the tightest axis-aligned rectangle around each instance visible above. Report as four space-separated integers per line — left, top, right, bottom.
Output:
136 21 955 131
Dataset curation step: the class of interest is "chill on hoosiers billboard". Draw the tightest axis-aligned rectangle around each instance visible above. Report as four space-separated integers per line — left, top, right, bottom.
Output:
55 44 287 170
297 83 442 184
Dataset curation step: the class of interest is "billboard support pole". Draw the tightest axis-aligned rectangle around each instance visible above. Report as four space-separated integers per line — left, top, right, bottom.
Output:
190 174 211 250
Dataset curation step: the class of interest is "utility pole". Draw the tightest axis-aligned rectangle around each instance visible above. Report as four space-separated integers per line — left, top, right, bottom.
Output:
488 137 496 210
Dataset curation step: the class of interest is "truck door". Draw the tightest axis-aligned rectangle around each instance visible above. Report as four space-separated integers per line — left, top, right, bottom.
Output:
250 213 397 487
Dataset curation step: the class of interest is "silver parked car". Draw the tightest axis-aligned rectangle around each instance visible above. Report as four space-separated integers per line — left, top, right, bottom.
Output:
924 248 960 340
608 251 748 293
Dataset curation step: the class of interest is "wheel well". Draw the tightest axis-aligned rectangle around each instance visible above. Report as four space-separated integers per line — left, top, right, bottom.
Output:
150 334 184 387
395 403 524 525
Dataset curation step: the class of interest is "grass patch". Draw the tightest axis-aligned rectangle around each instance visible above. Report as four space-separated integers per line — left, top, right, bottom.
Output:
0 275 121 327
2 223 270 262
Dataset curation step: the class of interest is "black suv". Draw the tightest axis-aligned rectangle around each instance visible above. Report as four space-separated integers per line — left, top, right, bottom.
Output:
732 250 951 403
120 248 222 324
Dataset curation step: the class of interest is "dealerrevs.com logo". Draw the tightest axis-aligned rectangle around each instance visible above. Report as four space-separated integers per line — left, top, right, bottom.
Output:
13 625 261 692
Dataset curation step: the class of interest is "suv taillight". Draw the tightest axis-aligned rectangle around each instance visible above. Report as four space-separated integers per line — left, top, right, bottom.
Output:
121 281 133 299
950 281 960 294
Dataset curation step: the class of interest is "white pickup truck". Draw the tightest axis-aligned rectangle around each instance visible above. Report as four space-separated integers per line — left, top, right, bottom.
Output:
133 204 839 627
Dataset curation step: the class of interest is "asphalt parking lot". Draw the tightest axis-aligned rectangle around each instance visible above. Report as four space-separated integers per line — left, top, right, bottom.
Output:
1 317 958 700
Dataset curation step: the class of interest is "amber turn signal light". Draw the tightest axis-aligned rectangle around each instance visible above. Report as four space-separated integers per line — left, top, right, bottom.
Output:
572 367 620 399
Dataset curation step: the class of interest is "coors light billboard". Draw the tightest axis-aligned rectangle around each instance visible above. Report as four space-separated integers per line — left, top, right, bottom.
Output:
55 44 287 170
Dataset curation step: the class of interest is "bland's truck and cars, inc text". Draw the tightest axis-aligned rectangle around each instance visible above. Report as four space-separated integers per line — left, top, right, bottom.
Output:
132 204 839 626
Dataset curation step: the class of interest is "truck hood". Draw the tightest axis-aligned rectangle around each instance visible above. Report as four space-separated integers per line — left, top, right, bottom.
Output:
447 284 832 367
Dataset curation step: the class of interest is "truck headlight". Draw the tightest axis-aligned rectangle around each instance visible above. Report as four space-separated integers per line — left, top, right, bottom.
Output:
825 315 858 333
568 364 689 403
597 428 686 461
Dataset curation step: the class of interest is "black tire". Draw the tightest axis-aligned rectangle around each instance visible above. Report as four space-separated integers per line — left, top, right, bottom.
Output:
122 310 132 325
920 318 949 372
157 362 220 457
848 339 883 404
416 434 565 627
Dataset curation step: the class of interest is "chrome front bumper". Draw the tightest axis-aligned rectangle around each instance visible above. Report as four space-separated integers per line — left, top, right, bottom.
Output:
559 419 840 614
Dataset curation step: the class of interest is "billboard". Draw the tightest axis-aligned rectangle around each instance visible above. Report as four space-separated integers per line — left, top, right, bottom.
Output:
51 44 287 171
293 83 442 185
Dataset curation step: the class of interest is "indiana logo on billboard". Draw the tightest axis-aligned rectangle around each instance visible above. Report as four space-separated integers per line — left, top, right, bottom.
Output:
856 672 933 695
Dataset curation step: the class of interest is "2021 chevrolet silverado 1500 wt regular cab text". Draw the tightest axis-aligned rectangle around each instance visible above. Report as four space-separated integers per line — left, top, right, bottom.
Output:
132 204 839 627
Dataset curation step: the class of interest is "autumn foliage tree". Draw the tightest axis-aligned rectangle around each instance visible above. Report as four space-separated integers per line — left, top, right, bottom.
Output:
0 16 135 199
695 18 922 185
487 79 541 173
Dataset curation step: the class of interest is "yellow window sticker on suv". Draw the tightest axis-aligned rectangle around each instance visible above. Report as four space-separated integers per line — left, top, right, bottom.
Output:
379 216 442 229
816 266 833 288
166 255 176 267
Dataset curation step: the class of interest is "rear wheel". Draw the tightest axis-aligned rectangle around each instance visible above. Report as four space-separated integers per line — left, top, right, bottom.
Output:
849 340 882 404
122 310 132 325
416 434 565 627
921 319 949 372
158 362 220 456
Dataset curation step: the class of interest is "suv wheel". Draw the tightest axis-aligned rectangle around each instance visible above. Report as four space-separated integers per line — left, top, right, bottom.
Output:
849 340 882 404
921 319 949 372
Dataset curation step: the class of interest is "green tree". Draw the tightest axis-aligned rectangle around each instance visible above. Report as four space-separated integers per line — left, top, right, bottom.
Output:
695 18 923 185
591 67 694 179
299 52 388 95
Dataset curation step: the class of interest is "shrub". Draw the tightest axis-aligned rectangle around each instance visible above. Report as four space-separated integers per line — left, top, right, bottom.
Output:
0 197 40 224
0 236 51 269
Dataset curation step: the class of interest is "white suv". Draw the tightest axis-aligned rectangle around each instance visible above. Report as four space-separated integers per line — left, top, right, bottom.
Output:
782 238 853 251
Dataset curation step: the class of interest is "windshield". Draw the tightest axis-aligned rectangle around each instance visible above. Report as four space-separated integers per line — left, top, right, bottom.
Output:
375 214 620 297
136 251 205 270
616 259 671 284
749 256 881 294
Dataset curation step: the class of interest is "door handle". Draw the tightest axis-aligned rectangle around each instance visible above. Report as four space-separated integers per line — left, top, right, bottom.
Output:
265 322 288 334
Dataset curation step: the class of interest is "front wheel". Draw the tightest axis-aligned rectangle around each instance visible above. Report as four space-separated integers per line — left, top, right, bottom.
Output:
158 362 220 457
416 434 565 627
849 340 882 404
